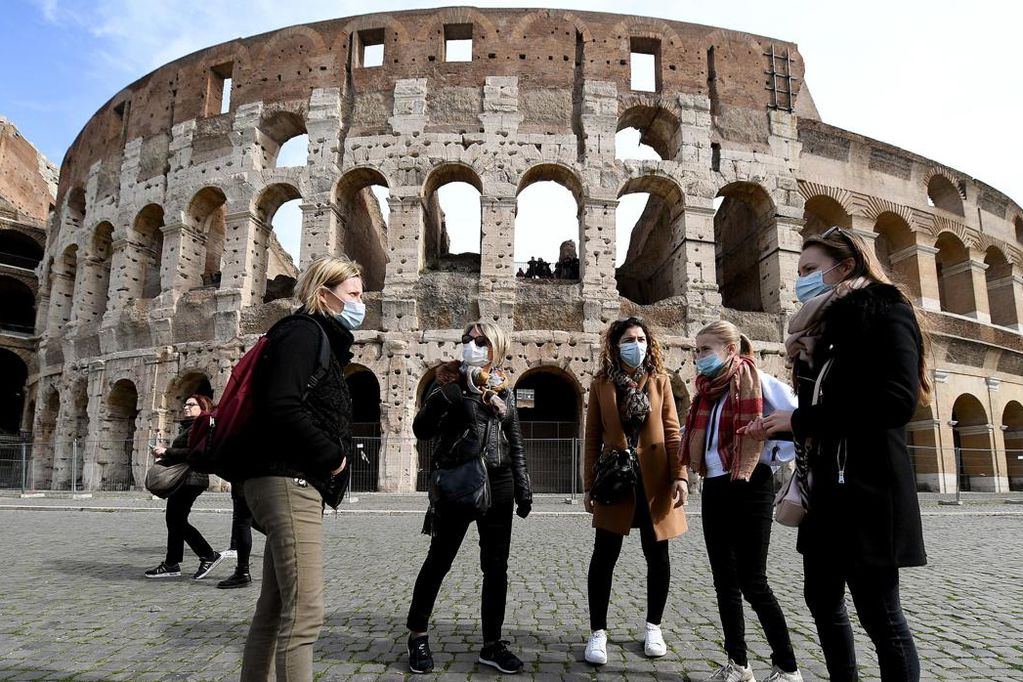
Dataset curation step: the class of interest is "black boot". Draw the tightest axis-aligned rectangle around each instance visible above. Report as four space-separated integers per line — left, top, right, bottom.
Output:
216 568 251 589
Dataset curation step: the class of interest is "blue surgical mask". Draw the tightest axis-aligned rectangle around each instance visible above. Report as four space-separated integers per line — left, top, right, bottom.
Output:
795 263 841 303
695 353 725 377
322 286 365 330
619 341 647 369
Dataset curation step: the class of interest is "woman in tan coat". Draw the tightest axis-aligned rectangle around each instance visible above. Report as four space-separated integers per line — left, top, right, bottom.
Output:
583 316 687 666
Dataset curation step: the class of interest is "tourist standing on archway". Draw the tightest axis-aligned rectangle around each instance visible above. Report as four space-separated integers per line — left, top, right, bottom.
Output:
405 321 533 675
681 320 802 682
239 256 361 682
583 316 687 666
145 393 222 580
756 227 930 681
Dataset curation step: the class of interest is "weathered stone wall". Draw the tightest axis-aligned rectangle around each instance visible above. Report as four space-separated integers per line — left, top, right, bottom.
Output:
24 8 1023 493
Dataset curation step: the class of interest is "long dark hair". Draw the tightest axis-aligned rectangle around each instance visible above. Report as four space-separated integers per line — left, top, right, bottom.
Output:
598 317 666 378
803 227 933 406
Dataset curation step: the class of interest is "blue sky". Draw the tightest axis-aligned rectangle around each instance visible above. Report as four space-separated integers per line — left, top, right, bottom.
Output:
2 0 1020 264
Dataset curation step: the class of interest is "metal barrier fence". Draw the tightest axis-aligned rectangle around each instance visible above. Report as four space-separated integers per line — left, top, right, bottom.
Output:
906 444 1023 497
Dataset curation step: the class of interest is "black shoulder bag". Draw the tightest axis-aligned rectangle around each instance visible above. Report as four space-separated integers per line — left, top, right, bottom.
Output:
590 385 646 505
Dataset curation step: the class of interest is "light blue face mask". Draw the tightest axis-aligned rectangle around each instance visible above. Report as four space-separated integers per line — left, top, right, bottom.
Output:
619 341 647 369
695 353 725 377
795 262 842 303
322 287 365 330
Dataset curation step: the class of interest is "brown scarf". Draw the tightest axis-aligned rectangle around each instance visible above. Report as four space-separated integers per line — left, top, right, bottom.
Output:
681 355 763 481
785 276 872 369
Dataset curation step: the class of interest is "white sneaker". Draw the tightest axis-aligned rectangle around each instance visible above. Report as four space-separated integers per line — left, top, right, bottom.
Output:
584 629 608 665
708 659 756 682
220 548 237 560
764 666 803 682
643 622 666 657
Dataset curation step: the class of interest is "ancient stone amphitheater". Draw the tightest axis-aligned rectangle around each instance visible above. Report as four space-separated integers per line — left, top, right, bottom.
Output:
13 7 1023 493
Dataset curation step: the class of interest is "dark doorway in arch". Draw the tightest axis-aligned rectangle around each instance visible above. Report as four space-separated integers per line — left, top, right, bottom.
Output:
345 366 381 492
415 369 439 492
515 369 581 493
0 231 43 270
0 276 36 335
0 349 28 435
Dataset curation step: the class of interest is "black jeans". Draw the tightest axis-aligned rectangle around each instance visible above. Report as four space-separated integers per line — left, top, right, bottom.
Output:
587 474 670 631
165 484 214 566
407 466 515 643
229 484 253 572
804 553 920 681
702 463 797 672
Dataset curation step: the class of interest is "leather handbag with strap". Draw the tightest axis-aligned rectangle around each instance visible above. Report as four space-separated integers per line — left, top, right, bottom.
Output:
428 422 492 522
590 446 638 505
144 460 191 499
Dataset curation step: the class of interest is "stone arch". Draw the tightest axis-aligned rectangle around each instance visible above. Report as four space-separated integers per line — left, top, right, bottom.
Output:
515 163 583 281
951 393 995 491
926 172 965 216
617 104 681 160
509 9 593 47
423 162 484 273
0 348 28 435
873 211 916 288
332 167 389 291
164 370 213 412
416 6 499 47
256 110 309 169
715 181 777 312
33 385 61 486
132 204 165 300
63 186 86 234
93 378 139 490
0 229 44 270
802 194 851 238
185 187 228 289
344 363 382 491
514 365 583 492
253 182 302 303
1002 401 1023 491
80 222 113 323
906 402 939 491
0 276 36 335
984 245 1018 328
934 232 975 315
616 174 685 304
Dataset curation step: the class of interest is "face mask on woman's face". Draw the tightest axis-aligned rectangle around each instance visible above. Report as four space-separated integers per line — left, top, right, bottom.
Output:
463 340 490 367
795 262 842 303
619 341 647 369
321 287 365 330
695 353 726 377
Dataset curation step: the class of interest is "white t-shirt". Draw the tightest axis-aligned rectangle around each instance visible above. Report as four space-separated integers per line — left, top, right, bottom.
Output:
703 368 798 479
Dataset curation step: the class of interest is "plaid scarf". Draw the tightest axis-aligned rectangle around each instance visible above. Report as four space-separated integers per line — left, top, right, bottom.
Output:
607 366 651 439
681 355 763 481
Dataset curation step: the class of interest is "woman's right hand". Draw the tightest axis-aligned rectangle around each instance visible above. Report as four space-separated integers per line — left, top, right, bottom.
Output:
584 491 594 514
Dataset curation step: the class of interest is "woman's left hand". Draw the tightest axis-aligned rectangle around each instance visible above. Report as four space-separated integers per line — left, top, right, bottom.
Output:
152 446 167 457
671 479 688 508
762 410 793 435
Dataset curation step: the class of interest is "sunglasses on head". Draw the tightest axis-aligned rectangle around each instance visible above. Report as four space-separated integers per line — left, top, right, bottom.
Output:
461 334 489 347
819 226 863 264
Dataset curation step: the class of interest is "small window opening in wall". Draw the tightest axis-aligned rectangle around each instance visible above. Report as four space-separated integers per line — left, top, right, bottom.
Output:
444 23 473 62
711 143 721 172
630 37 661 92
112 100 130 143
358 29 385 68
206 62 234 116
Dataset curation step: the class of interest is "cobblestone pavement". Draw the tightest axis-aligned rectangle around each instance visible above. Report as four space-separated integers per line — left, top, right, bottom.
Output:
1 497 1021 681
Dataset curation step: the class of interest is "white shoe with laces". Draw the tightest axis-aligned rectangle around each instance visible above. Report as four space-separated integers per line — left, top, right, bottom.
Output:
584 629 608 665
643 622 667 657
763 666 803 682
708 659 756 682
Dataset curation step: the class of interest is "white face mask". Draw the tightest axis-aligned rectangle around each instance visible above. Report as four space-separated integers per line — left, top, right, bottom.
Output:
462 341 490 367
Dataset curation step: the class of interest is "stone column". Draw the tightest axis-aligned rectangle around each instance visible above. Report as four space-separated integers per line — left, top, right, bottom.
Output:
300 200 341 268
478 194 518 329
160 223 205 295
381 194 422 331
72 254 109 326
761 214 803 314
986 377 1010 492
888 234 941 311
985 263 1023 331
932 370 958 493
905 417 942 491
671 204 722 333
219 209 267 307
578 197 619 333
378 338 417 492
45 271 75 333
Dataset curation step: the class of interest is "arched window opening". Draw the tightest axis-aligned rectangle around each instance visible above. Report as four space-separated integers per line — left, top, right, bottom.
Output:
254 184 303 303
515 165 582 283
715 183 775 312
257 112 308 169
616 175 685 304
334 169 390 291
0 349 28 435
1015 216 1023 244
98 379 139 491
51 245 78 326
64 187 86 233
802 195 850 238
872 212 916 290
0 231 43 270
187 188 227 289
423 165 483 274
616 106 678 160
0 277 36 335
1002 401 1023 492
83 223 113 323
134 205 165 300
951 394 994 492
934 233 973 315
927 175 964 216
345 366 381 492
515 368 581 493
984 247 1016 328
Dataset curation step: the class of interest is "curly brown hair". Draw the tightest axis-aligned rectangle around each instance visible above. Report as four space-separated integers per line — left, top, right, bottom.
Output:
597 317 666 378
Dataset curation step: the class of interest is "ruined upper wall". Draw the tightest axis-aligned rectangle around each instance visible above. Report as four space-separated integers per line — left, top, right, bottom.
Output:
0 117 57 223
55 7 808 201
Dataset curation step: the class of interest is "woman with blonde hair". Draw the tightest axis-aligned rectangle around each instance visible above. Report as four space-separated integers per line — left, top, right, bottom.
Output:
582 316 687 666
681 321 802 682
239 255 362 681
405 321 532 675
757 226 931 681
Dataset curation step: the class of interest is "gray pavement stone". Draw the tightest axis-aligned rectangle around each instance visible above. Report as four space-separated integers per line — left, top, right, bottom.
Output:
0 506 1021 680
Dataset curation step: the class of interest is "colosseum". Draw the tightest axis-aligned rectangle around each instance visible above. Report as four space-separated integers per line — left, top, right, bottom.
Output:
7 7 1023 494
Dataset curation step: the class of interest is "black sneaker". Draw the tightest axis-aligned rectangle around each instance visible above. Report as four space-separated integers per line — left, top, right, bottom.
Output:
479 640 523 674
407 633 434 674
144 562 180 578
193 552 223 580
216 570 252 589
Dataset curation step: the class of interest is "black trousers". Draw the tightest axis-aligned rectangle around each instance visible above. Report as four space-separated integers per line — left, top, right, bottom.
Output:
407 466 515 643
702 463 797 672
804 553 920 681
229 484 254 572
587 474 670 631
164 484 214 566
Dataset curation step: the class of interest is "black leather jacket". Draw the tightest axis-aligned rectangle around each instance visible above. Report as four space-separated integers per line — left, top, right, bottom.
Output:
414 362 532 504
161 418 209 490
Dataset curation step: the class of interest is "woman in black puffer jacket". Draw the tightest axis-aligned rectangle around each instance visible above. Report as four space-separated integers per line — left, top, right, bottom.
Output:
405 321 532 676
145 393 222 580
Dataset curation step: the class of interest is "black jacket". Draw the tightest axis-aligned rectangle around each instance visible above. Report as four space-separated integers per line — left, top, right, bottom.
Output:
161 418 209 490
791 283 927 568
414 361 532 505
246 313 354 503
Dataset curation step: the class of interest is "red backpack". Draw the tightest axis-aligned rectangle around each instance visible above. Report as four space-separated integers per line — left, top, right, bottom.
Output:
188 315 330 480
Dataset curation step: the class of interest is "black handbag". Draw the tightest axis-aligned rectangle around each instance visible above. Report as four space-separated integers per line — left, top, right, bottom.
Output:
590 447 638 505
429 455 491 520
